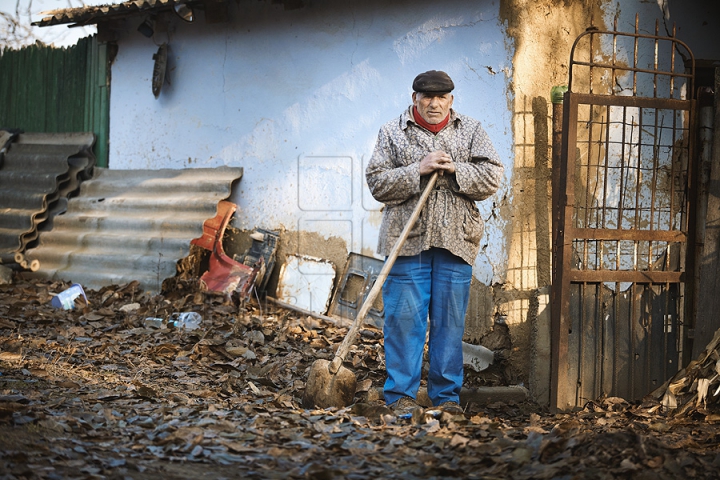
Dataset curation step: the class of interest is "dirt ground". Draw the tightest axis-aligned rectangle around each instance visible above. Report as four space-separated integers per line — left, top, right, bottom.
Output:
1 277 719 479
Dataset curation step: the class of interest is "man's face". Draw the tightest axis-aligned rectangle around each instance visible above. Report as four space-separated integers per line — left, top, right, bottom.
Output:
412 92 454 124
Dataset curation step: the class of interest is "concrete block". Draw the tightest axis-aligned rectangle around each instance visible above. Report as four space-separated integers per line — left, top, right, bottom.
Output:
530 286 551 406
0 265 12 285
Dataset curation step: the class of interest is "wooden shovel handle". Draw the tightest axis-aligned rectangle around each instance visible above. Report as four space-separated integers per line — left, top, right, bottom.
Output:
329 171 440 374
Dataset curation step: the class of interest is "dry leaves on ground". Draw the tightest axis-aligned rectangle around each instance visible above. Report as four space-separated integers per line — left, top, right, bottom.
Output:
1 278 719 479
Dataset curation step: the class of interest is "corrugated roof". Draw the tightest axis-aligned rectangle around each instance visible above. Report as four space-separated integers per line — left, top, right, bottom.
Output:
24 166 243 293
0 132 95 264
33 0 183 28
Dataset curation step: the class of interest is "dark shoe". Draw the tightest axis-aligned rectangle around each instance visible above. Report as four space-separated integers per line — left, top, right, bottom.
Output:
389 396 420 416
438 401 464 415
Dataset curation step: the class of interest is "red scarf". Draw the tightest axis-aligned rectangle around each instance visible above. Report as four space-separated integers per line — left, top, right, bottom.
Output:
413 106 450 134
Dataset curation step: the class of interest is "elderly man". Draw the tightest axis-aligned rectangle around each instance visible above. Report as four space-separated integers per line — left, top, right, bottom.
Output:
366 70 503 415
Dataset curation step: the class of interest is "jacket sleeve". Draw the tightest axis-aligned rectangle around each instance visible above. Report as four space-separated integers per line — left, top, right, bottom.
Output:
365 125 422 206
453 125 504 201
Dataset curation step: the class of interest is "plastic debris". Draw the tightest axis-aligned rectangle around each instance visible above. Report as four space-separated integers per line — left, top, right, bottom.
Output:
51 283 88 310
462 341 494 372
143 317 164 329
170 312 202 330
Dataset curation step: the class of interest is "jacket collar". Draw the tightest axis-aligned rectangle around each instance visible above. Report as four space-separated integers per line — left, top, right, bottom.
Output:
402 106 459 131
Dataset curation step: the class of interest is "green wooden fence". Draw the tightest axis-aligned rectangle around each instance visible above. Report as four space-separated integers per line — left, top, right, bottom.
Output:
0 36 109 167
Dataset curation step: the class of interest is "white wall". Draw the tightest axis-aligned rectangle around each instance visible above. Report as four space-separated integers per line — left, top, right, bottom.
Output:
107 0 513 285
105 0 720 291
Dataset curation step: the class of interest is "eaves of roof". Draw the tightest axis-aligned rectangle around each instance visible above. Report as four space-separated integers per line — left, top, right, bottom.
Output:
32 0 195 28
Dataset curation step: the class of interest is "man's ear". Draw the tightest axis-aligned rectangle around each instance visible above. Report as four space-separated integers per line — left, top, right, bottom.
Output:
412 92 417 103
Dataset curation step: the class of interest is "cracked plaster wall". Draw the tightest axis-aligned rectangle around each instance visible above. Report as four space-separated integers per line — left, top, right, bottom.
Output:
107 1 513 325
103 0 720 404
498 0 605 403
107 0 511 260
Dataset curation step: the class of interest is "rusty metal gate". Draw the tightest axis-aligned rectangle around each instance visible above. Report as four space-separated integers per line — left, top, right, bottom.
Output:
551 17 696 410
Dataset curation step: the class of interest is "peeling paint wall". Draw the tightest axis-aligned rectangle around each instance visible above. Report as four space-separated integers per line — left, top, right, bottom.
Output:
107 0 512 290
104 0 720 403
499 0 605 399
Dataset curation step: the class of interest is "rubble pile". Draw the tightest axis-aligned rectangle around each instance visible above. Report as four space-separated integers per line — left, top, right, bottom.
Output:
650 327 720 418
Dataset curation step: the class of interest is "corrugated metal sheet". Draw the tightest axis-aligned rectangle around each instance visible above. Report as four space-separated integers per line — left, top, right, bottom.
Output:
24 166 243 293
33 0 180 27
0 132 95 263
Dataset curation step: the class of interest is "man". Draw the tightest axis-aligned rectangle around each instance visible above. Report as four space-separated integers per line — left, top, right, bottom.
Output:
365 70 503 415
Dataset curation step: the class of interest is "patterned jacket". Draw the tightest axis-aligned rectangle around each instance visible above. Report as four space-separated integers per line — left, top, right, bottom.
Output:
366 106 504 265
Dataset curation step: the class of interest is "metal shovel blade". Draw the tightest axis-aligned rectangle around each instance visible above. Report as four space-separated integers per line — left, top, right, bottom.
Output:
302 359 357 409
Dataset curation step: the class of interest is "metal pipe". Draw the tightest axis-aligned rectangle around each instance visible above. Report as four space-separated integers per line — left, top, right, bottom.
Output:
551 85 567 310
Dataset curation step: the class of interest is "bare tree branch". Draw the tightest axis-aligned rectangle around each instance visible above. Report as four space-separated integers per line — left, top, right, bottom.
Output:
1 0 91 50
0 0 41 49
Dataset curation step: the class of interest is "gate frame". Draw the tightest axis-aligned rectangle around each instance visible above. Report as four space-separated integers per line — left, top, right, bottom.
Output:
551 16 696 411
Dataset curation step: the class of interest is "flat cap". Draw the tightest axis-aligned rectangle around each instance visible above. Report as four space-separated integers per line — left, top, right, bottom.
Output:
412 70 454 93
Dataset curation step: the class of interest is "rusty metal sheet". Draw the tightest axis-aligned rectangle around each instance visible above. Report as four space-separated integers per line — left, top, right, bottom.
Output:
566 271 684 283
567 282 680 406
0 132 95 263
23 166 243 293
190 200 270 300
327 252 385 329
567 93 690 110
693 75 720 357
570 228 687 243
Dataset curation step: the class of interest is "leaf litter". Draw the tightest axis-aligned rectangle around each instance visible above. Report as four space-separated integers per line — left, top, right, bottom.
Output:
0 278 719 479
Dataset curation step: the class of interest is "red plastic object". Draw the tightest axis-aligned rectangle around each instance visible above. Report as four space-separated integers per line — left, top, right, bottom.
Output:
191 200 261 298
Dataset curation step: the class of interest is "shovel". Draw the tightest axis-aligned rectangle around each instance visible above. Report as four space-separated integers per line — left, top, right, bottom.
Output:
303 172 440 409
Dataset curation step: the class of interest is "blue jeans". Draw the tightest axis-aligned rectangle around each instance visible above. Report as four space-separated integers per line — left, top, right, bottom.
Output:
382 247 472 406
